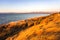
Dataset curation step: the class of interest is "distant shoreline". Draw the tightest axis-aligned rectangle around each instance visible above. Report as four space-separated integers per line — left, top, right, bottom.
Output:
0 12 54 14
0 12 58 14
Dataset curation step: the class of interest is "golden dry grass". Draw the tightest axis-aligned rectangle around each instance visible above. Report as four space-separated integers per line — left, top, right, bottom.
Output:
0 12 60 40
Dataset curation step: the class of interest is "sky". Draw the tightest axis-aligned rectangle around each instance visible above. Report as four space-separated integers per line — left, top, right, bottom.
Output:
0 0 60 13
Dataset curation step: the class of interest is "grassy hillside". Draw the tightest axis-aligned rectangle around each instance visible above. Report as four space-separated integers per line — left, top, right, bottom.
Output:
0 12 60 40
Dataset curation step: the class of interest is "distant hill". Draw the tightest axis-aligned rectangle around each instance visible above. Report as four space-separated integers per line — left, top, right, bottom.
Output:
0 12 60 40
0 12 52 14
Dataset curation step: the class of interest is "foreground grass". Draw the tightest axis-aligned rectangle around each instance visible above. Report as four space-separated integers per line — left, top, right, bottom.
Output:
0 12 60 40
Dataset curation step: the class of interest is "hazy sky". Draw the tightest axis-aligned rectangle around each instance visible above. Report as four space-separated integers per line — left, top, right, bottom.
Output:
0 0 60 13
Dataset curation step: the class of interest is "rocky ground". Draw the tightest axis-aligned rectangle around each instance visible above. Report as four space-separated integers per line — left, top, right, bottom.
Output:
0 12 60 40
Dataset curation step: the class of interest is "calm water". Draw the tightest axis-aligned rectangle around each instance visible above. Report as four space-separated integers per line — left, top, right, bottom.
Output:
0 13 50 24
